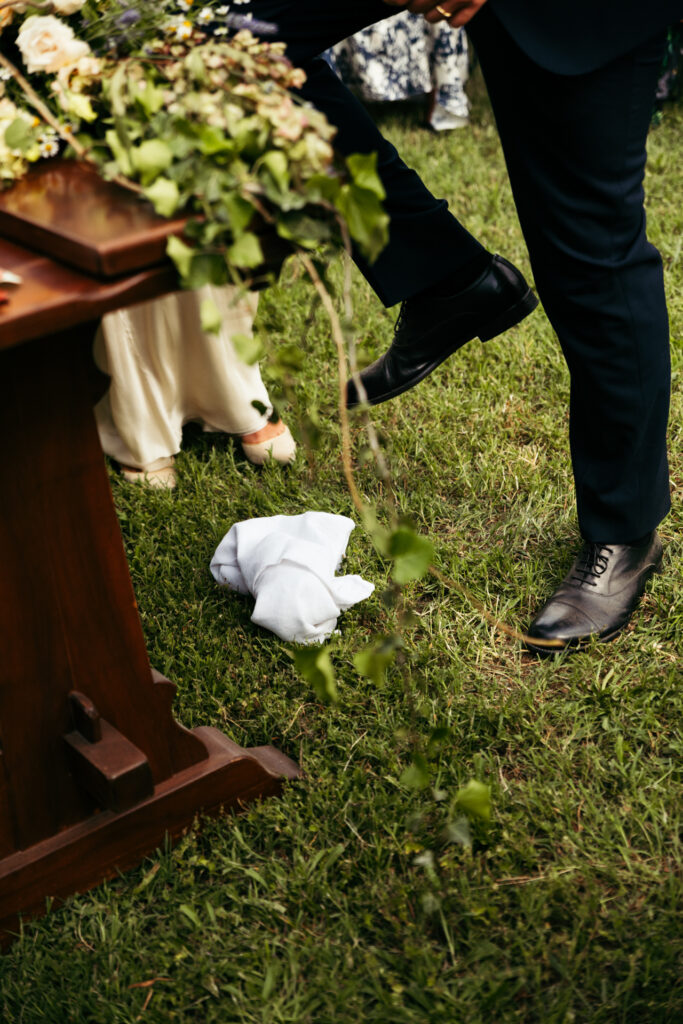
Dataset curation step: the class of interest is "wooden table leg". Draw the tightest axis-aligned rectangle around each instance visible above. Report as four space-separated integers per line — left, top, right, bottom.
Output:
0 326 299 940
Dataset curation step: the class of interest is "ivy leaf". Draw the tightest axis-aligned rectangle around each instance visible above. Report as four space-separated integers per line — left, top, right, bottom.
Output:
305 172 341 204
231 332 264 365
444 815 472 849
227 231 263 269
260 150 289 192
4 118 36 153
272 343 305 372
197 125 234 156
200 297 222 335
166 126 196 159
144 177 180 218
353 635 401 686
346 152 386 200
131 139 173 186
166 235 195 281
107 63 129 118
335 183 389 264
399 752 430 791
185 253 228 290
134 79 165 117
223 193 255 235
105 127 133 177
186 49 208 85
276 211 333 247
455 780 492 822
294 646 338 705
388 526 434 584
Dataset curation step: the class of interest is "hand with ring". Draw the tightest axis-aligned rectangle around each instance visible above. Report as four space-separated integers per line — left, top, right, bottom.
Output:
382 0 489 29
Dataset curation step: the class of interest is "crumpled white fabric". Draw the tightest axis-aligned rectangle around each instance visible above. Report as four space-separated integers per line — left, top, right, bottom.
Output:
210 512 374 644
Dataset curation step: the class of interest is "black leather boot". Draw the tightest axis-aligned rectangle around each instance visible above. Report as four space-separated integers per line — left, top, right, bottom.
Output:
526 532 663 653
346 254 538 409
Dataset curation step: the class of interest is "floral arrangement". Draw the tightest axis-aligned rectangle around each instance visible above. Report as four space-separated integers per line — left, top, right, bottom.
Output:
0 0 388 292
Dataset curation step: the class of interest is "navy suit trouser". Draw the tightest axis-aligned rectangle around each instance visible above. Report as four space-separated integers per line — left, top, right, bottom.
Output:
250 1 672 543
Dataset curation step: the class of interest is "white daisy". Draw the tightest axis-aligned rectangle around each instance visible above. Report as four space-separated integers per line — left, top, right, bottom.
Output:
39 138 60 158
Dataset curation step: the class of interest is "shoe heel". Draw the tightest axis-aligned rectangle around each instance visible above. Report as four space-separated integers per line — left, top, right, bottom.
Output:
478 289 539 343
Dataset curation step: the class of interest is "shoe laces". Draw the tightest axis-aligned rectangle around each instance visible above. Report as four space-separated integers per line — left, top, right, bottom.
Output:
570 543 614 587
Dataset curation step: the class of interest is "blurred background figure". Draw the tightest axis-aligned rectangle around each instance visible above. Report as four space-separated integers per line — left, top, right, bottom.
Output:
326 10 470 131
94 285 296 489
654 21 683 113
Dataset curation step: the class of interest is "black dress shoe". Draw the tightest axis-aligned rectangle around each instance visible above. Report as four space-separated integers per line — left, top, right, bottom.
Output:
346 254 538 408
526 532 663 653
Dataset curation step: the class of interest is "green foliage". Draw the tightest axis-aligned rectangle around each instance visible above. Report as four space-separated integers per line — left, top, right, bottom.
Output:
399 751 431 791
1 8 389 284
3 117 39 153
166 235 195 280
1 59 681 1024
346 152 387 199
354 634 402 686
227 231 264 269
336 182 390 265
454 779 492 821
130 139 173 186
293 646 338 705
199 297 222 335
388 525 434 584
144 177 180 218
231 332 264 366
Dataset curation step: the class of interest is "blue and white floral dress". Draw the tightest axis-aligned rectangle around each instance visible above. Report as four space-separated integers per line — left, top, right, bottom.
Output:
326 12 470 131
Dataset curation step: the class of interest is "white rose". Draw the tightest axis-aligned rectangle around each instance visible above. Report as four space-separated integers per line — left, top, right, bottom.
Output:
51 0 86 13
16 15 90 75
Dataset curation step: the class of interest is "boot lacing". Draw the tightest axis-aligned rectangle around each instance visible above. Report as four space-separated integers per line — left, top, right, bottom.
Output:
570 544 614 587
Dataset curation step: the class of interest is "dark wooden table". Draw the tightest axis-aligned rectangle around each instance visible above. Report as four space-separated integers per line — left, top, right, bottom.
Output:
0 163 299 942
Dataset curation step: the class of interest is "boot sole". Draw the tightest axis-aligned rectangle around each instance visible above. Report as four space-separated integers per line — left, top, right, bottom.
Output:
347 287 539 409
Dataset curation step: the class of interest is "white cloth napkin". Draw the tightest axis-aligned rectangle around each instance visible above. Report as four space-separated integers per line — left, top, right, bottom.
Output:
210 512 374 643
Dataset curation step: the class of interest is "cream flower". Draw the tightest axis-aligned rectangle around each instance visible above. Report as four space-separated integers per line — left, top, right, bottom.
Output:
16 15 90 75
0 97 20 122
56 54 102 92
0 98 31 182
51 0 86 13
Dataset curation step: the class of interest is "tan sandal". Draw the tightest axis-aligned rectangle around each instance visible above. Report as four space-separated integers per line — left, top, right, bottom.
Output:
120 456 176 489
240 421 297 466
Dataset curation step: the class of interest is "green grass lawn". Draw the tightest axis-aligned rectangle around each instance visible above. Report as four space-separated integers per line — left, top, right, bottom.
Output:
2 80 681 1023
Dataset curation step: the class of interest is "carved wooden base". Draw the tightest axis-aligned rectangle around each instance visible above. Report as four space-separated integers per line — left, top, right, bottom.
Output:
0 288 300 944
0 728 298 941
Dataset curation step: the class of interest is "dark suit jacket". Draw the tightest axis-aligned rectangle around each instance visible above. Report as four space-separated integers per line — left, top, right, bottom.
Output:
490 0 683 73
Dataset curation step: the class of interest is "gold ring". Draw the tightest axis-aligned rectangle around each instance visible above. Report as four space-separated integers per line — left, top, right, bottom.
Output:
435 4 450 17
